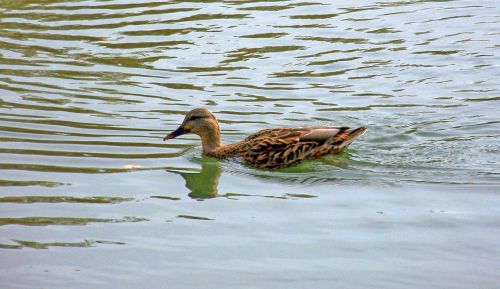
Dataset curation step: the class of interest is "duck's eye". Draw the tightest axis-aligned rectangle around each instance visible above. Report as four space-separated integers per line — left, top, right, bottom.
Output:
189 115 204 121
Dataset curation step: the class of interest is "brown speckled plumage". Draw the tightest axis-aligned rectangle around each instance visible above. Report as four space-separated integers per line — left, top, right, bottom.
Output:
164 108 367 169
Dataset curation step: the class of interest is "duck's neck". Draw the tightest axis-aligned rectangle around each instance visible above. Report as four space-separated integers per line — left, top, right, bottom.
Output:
199 126 223 155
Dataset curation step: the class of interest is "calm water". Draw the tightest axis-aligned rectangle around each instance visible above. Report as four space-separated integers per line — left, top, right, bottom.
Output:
1 0 499 288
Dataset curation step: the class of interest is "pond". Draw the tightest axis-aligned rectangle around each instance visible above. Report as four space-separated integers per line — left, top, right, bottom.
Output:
0 0 499 288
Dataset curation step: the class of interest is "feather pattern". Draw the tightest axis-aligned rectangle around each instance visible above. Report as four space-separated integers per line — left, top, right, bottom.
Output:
164 109 367 169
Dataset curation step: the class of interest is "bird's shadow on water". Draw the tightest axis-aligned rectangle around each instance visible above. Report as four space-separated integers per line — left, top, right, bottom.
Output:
164 153 373 200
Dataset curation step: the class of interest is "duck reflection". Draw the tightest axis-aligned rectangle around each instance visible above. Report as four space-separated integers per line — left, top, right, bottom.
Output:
172 159 222 199
168 156 348 200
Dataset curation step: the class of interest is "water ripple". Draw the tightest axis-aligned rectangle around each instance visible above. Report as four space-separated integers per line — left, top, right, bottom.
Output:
0 0 498 215
0 2 499 288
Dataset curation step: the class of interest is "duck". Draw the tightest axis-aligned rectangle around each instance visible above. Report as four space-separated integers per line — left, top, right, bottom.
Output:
163 108 367 169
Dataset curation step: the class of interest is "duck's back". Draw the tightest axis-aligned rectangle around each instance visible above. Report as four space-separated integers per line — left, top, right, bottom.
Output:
215 126 367 169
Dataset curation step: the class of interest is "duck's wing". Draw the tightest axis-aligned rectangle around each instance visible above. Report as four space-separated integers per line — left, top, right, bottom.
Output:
243 128 298 141
298 126 349 144
244 126 343 142
245 126 352 144
240 126 367 168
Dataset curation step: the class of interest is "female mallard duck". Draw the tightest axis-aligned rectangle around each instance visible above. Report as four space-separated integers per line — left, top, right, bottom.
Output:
164 108 367 169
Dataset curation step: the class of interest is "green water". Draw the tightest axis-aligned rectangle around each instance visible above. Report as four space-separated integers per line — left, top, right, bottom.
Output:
0 1 499 288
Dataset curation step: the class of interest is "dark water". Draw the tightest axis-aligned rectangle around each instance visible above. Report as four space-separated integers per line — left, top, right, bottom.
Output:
0 1 499 288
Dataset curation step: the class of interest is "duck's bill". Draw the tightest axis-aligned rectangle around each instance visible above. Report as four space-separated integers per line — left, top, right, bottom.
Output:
163 126 185 141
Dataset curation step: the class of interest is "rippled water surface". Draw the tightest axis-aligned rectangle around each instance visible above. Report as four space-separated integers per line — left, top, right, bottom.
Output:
1 0 499 288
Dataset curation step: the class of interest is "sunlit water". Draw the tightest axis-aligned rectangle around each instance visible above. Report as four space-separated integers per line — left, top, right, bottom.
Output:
1 1 499 288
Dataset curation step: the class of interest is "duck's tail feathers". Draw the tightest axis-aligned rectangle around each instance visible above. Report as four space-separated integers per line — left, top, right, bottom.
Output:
328 126 367 152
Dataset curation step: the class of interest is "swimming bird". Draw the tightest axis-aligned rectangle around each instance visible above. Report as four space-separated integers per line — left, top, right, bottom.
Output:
163 108 367 169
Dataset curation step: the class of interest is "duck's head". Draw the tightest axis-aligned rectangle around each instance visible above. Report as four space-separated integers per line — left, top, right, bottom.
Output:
163 108 220 141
